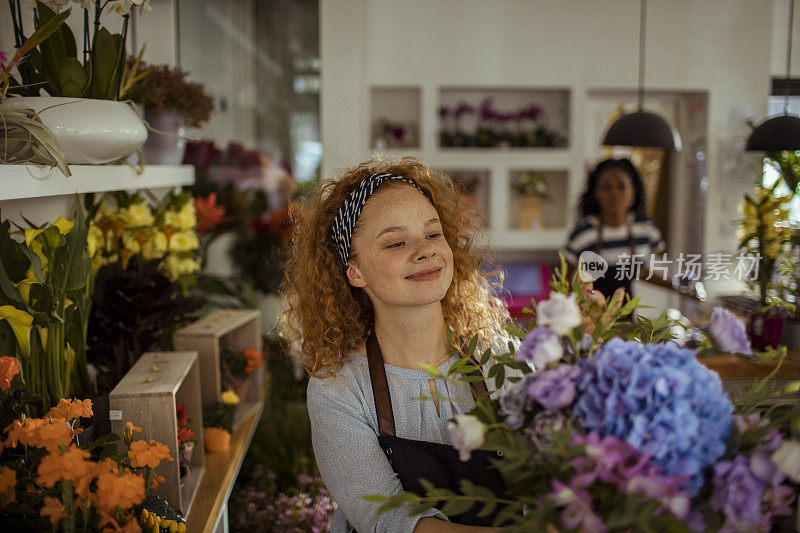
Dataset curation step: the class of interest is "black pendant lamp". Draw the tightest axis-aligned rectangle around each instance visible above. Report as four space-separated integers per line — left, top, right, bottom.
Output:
746 0 800 151
602 0 682 150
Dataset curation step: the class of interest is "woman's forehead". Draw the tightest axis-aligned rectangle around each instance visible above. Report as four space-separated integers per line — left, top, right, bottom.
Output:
358 184 438 228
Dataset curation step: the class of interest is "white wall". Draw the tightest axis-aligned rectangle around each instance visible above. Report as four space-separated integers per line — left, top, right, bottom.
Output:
320 0 779 257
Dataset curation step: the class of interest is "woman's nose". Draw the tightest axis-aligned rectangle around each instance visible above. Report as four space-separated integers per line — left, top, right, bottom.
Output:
412 239 436 261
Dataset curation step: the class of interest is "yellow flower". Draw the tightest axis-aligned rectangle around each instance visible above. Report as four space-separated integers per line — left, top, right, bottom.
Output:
0 306 33 357
121 202 155 228
23 228 46 247
220 390 239 405
168 231 199 252
161 254 200 281
13 278 38 306
87 225 105 257
51 217 74 235
121 231 141 254
141 231 168 260
176 202 197 230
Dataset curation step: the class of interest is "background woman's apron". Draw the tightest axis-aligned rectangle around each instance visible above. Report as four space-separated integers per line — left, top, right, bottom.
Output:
366 333 510 527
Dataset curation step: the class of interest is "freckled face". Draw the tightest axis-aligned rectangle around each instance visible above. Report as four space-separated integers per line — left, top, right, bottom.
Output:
594 168 635 218
346 184 454 310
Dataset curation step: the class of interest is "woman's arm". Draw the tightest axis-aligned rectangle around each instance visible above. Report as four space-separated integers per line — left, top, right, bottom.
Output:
414 517 500 532
307 376 449 532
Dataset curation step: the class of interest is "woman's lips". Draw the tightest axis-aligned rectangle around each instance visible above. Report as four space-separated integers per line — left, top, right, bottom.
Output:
406 268 442 282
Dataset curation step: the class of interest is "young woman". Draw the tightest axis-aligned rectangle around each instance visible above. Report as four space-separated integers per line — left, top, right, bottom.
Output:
562 158 666 299
280 158 511 532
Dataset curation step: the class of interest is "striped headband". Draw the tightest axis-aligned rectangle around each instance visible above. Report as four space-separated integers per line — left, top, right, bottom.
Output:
331 172 424 268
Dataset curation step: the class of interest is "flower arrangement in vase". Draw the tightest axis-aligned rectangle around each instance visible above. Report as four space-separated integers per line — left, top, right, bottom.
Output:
737 183 793 348
513 171 549 229
0 356 186 532
0 203 92 409
175 403 195 487
370 257 800 531
123 56 214 164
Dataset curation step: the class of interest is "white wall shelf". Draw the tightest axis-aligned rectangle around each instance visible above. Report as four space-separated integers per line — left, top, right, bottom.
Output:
0 164 195 201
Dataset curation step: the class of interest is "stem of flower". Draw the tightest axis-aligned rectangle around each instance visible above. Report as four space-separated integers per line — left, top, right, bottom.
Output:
61 479 75 533
145 467 154 498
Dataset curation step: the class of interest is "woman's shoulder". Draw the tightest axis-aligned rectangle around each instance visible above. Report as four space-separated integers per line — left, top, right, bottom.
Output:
307 350 371 406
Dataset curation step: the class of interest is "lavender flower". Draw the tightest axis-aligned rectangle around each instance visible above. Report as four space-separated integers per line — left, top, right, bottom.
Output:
545 479 606 533
711 456 768 531
516 326 563 369
528 364 580 410
709 307 752 355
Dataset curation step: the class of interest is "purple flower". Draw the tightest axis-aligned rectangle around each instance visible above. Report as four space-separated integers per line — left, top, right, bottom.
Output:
516 326 563 369
528 364 580 410
709 307 752 355
438 105 450 118
498 373 536 428
711 456 767 529
545 480 607 533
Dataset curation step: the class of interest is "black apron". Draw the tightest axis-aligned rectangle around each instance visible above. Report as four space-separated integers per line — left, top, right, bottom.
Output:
366 333 511 527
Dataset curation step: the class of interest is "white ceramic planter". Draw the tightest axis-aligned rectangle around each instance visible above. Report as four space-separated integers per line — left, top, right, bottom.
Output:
12 96 147 165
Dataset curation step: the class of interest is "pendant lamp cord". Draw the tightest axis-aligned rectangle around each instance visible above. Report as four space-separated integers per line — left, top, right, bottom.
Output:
638 0 646 111
785 0 795 114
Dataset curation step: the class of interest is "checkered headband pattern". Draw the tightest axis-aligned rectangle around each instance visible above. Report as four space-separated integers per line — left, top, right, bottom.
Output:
330 173 424 268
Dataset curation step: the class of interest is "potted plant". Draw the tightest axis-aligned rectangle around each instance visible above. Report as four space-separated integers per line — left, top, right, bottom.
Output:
5 1 151 164
124 57 214 165
203 391 238 452
513 171 549 229
737 182 793 349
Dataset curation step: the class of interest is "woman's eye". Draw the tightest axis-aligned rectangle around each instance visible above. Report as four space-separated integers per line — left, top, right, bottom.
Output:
386 241 405 249
427 232 442 239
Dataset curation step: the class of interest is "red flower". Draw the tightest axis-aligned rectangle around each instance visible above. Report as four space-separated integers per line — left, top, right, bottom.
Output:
177 426 195 444
243 349 263 373
176 404 188 428
194 193 227 234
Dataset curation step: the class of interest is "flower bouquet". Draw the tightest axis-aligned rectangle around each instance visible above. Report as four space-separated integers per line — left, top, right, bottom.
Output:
370 258 800 531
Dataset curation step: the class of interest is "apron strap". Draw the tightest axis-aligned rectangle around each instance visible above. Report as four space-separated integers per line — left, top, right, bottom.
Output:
366 332 490 437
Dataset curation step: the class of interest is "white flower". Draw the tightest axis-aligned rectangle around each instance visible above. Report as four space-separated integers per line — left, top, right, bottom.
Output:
448 415 486 462
73 0 95 9
771 440 800 482
536 292 581 336
42 0 71 12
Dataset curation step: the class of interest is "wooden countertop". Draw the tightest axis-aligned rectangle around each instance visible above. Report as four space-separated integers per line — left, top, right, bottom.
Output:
700 350 800 379
185 401 262 533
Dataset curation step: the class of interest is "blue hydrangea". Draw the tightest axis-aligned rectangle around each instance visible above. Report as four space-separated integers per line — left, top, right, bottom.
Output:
573 338 733 494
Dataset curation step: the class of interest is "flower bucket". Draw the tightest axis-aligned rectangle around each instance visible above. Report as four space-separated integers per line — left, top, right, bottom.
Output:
749 313 785 350
11 96 147 164
204 427 231 452
780 319 800 350
141 108 187 165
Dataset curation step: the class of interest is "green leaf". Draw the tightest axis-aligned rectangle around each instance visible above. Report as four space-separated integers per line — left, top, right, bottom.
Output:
57 57 86 97
91 28 121 99
440 498 475 517
504 323 525 339
479 348 492 366
51 202 90 293
467 334 479 357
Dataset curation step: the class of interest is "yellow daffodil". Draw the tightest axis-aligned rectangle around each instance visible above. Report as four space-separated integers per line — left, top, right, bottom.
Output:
168 231 199 253
176 202 197 230
220 390 239 405
0 306 33 358
121 202 155 228
121 231 142 254
142 231 168 260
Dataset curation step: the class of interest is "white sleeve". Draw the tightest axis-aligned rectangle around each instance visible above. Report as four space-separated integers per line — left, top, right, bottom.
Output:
307 377 448 533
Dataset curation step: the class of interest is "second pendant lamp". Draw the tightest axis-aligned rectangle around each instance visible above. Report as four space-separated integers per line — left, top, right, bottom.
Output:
602 0 682 150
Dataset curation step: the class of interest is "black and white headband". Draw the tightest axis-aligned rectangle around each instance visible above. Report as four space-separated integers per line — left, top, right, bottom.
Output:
331 172 424 268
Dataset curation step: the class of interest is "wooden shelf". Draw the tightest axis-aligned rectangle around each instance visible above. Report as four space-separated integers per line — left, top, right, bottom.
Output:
186 388 264 533
0 164 195 201
700 351 800 379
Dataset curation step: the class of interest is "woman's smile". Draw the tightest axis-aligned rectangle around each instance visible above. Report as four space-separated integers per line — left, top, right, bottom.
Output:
405 267 442 282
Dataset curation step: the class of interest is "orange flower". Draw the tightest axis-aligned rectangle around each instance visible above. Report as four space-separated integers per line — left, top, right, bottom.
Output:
151 474 165 489
195 193 227 234
36 417 73 452
177 426 194 444
47 398 93 420
127 440 173 469
94 457 120 477
40 496 67 524
124 422 142 441
0 465 16 504
37 445 93 487
0 356 20 391
94 468 145 513
3 417 44 448
243 349 263 373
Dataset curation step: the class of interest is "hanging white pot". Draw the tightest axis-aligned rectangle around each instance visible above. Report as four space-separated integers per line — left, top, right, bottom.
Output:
141 108 187 165
11 96 147 165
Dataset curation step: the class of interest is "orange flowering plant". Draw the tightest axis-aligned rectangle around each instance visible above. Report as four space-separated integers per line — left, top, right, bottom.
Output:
0 386 182 532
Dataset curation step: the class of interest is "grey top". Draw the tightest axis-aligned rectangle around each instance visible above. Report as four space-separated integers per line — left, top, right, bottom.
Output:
307 348 508 533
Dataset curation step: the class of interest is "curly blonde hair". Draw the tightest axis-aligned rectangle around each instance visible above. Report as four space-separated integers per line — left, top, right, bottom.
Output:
279 157 508 378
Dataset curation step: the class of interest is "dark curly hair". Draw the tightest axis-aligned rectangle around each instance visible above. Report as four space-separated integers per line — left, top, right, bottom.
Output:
578 158 646 219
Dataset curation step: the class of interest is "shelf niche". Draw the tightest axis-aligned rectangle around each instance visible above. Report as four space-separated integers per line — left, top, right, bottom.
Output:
370 87 421 150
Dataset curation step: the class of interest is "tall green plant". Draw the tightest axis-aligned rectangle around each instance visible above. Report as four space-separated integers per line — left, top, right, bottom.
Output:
0 202 92 409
